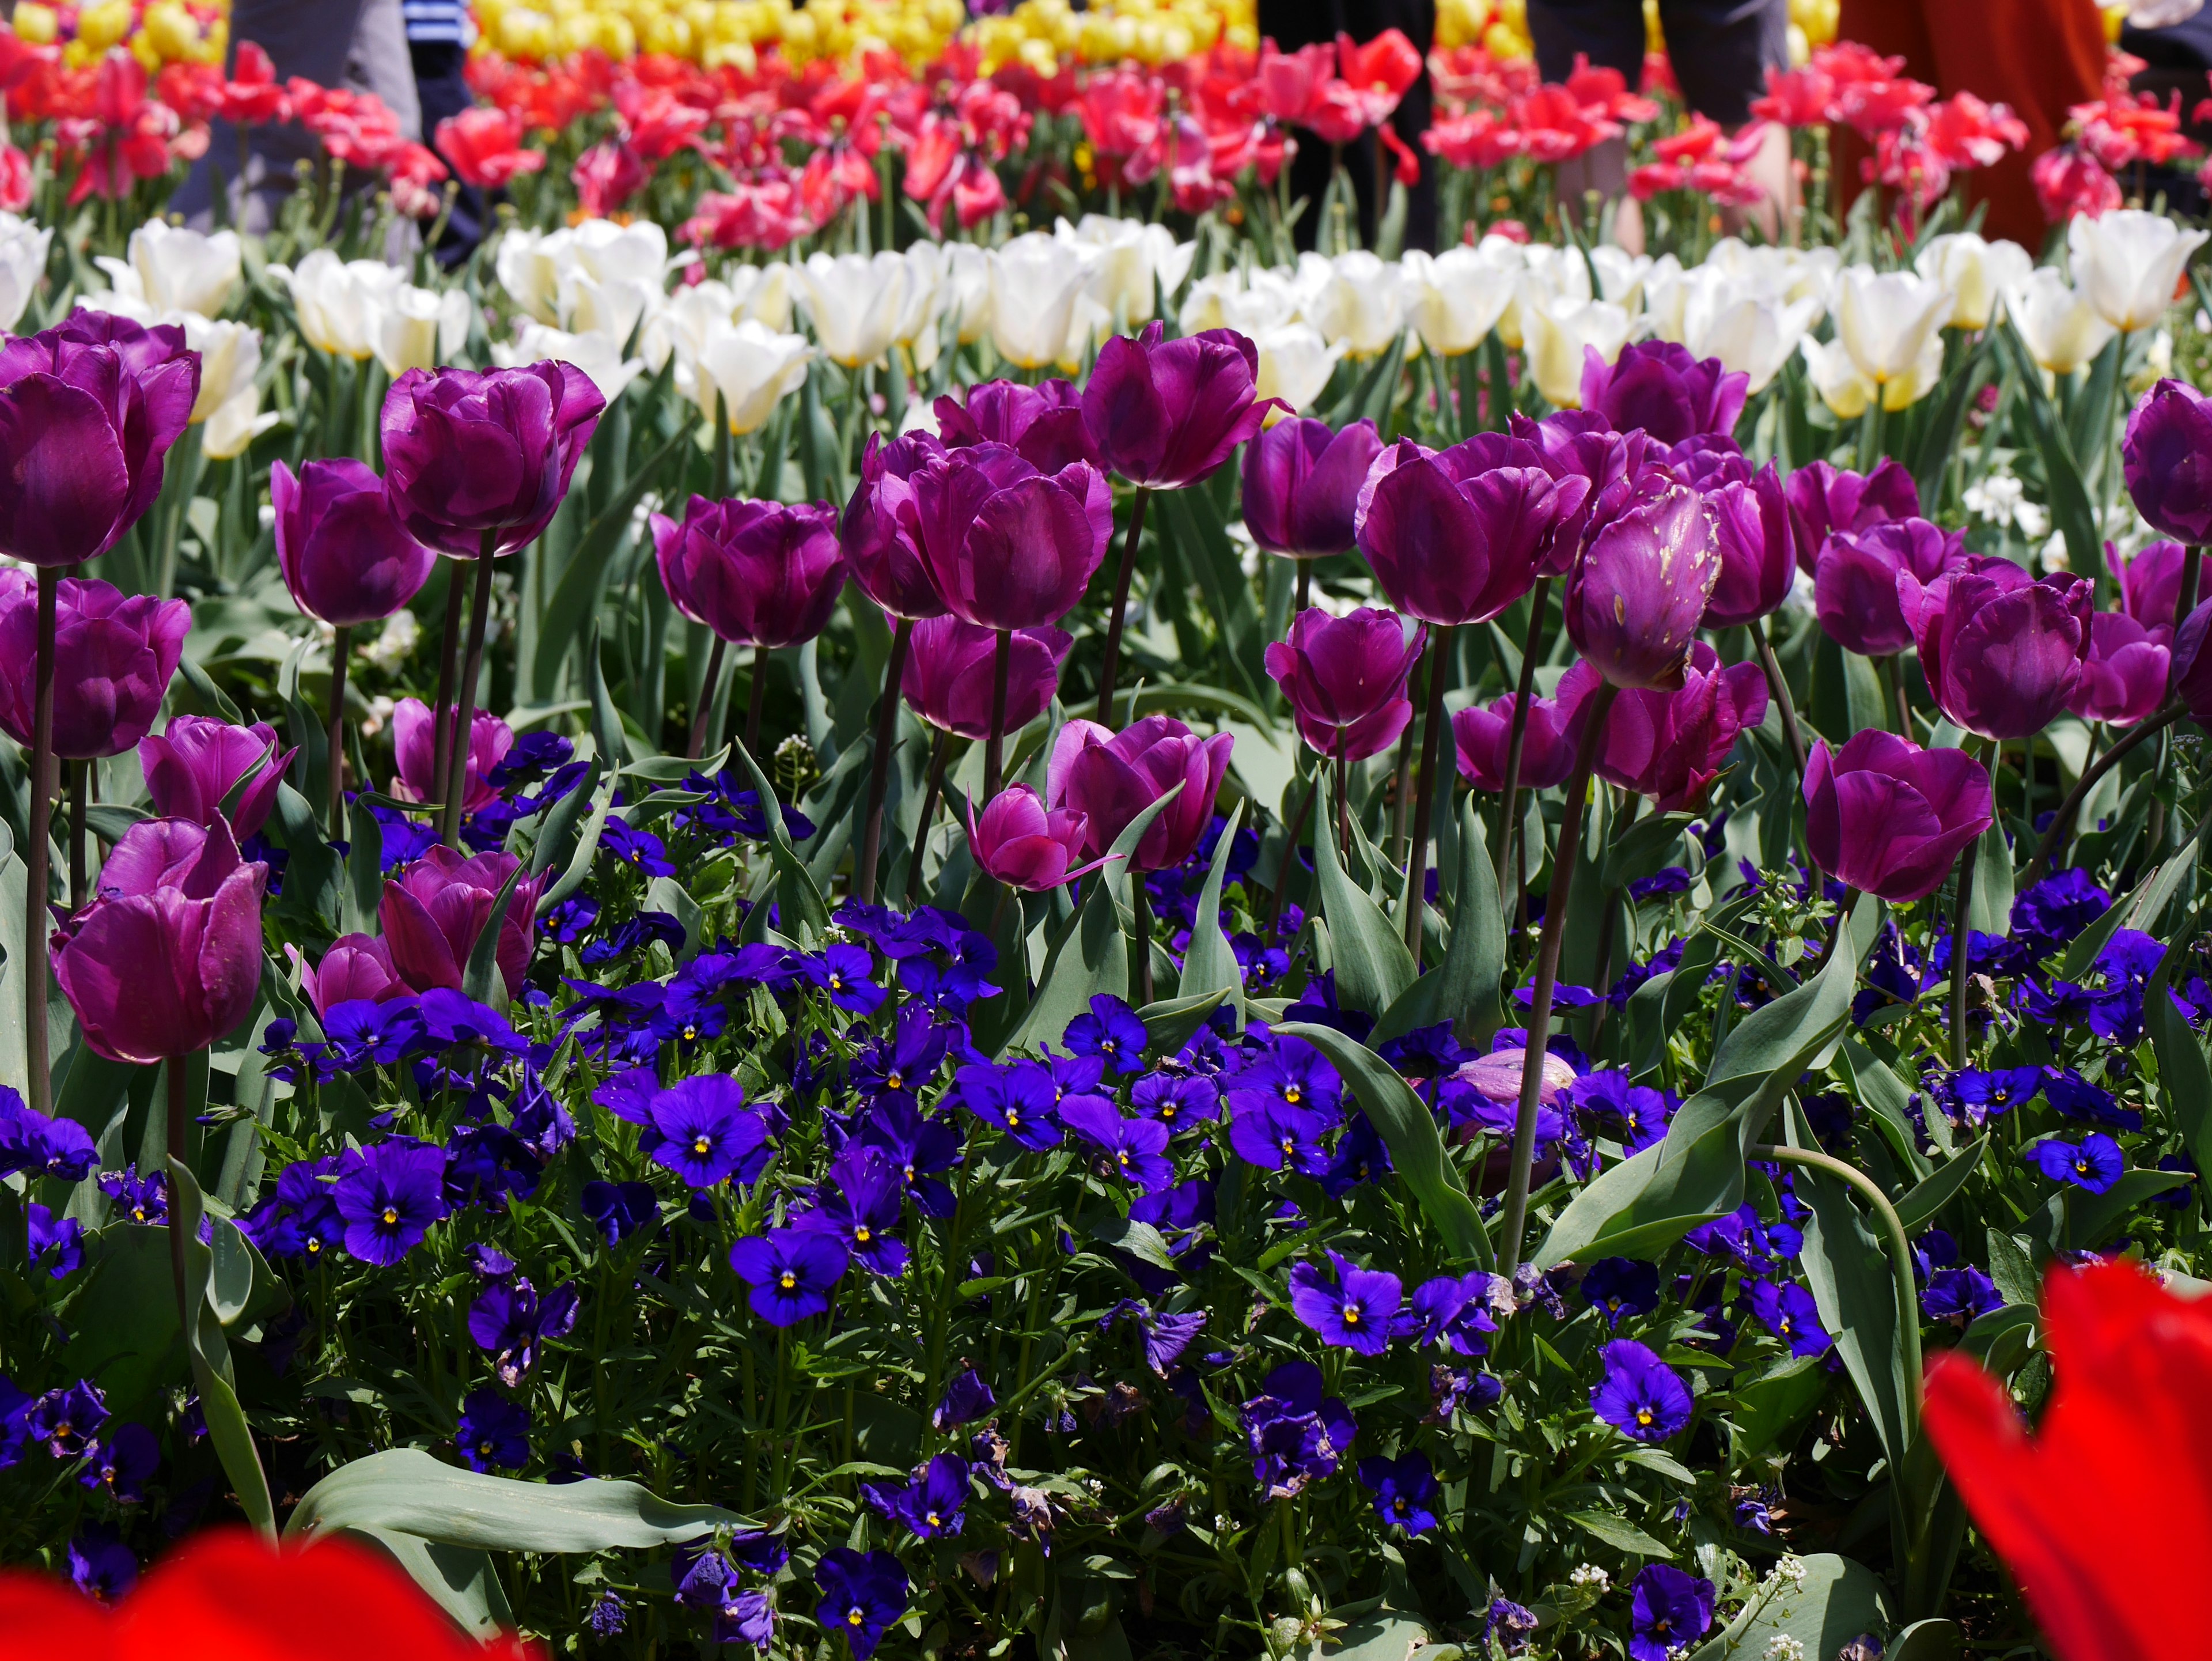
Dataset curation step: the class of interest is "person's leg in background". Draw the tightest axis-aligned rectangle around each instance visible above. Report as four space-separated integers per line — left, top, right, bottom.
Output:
1376 0 1440 252
1525 0 1649 247
1658 0 1793 241
406 0 484 263
1257 0 1377 249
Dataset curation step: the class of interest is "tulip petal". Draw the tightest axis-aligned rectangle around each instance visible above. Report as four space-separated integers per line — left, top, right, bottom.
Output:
0 374 133 566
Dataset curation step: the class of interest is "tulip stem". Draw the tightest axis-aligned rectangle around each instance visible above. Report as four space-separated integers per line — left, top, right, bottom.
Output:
855 617 913 907
1948 819 1979 1073
67 762 85 912
325 625 352 838
744 646 768 761
1498 679 1616 1278
1402 622 1456 962
1093 486 1151 728
2180 545 2203 633
687 637 728 763
165 1058 191 1367
984 629 1012 807
428 557 468 824
2022 701 2183 884
1267 769 1318 940
1756 615 1808 780
1887 653 1914 741
905 729 953 907
1131 875 1154 1007
1293 561 1310 619
442 554 496 848
24 568 54 1118
1494 577 1552 909
1333 732 1351 869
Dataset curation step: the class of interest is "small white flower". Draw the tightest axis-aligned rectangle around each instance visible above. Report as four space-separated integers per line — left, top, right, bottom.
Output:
2040 533 2072 573
1772 1554 1808 1590
1762 1639 1806 1661
1569 1564 1611 1591
2016 501 2050 540
362 611 421 674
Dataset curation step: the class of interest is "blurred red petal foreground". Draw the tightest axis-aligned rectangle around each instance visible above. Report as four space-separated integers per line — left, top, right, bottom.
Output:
1922 1262 2212 1661
0 1527 535 1660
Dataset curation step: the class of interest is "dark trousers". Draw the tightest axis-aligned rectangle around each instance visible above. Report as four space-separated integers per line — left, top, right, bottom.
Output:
412 39 487 264
1525 0 1787 126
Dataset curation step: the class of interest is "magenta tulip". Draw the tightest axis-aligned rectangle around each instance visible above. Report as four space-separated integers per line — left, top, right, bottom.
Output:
1814 518 1968 659
908 444 1113 631
388 697 512 816
380 846 546 1000
380 362 605 558
1803 731 1994 903
1047 715 1234 872
1702 463 1794 629
139 717 297 842
2116 540 2184 636
1263 606 1425 762
271 457 437 627
1453 693 1574 792
1558 644 1769 810
1358 436 1576 625
50 816 266 1064
2172 597 2212 722
2122 378 2212 545
291 932 410 1015
1562 474 1721 690
1907 555 2092 741
0 572 188 760
653 495 847 649
1509 411 1656 574
1785 457 1921 576
842 432 950 621
902 615 1071 740
1082 323 1278 489
2067 612 2170 727
935 379 1100 472
1579 340 1748 447
1243 417 1384 558
964 785 1094 891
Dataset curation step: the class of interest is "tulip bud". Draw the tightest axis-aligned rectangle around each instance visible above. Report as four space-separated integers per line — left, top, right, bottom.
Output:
1047 715 1234 872
293 932 410 1015
965 786 1092 891
1358 434 1573 625
2068 613 2169 727
271 457 436 627
389 697 512 816
139 717 296 842
1802 731 1994 903
2116 540 2185 635
908 445 1113 632
1453 693 1574 793
653 496 847 649
1263 606 1425 763
934 379 1100 473
1701 463 1794 629
1557 645 1768 809
2121 380 2212 546
380 846 546 1000
795 250 908 370
1241 417 1382 558
1083 322 1278 490
51 816 267 1064
1910 556 2093 741
902 616 1072 740
1562 475 1719 690
0 572 188 760
380 362 605 558
1578 340 1749 447
1815 517 1967 658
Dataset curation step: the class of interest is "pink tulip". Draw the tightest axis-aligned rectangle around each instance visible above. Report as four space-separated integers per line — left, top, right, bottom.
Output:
139 716 296 842
380 846 546 1000
965 786 1093 891
2068 612 2170 727
1047 715 1234 873
389 697 512 816
290 933 410 1014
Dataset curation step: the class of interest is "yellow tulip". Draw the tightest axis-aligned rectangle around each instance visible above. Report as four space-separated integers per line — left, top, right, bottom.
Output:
10 3 59 46
143 1 202 61
76 0 134 50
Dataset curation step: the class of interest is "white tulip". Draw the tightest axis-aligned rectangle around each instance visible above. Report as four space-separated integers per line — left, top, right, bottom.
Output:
1306 251 1406 357
692 318 812 435
1058 214 1195 324
945 244 993 345
1251 321 1346 415
645 279 740 380
1224 267 1304 334
1679 283 1822 395
1914 233 2034 331
795 249 907 369
1589 245 1655 314
1500 241 1589 347
560 270 658 346
2006 267 2119 375
274 249 406 360
123 221 241 319
189 317 275 458
1519 291 1631 407
1832 266 1953 387
1178 271 1245 335
494 321 645 403
1399 247 1517 357
1055 293 1113 376
369 282 472 377
563 218 672 290
1637 255 1690 341
726 262 794 332
987 232 1095 370
2067 208 2210 332
1703 238 1839 315
1799 328 1942 418
894 242 947 373
0 214 47 333
494 228 564 326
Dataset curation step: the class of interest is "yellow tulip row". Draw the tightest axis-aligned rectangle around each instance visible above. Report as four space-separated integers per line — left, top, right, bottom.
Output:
11 0 228 73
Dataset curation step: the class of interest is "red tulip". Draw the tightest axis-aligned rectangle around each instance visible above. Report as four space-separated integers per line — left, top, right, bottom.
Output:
434 107 547 189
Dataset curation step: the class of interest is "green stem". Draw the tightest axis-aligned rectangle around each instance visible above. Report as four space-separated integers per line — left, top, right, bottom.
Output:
1401 622 1455 960
24 569 54 1117
1093 486 1150 727
1494 581 1550 907
855 616 913 906
441 551 497 847
325 624 352 837
2022 702 2180 884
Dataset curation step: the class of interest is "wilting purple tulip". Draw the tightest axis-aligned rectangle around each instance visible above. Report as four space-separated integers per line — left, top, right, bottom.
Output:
1908 555 2092 741
1047 716 1234 872
1802 731 1993 903
1243 418 1384 558
1263 607 1425 762
908 445 1113 631
1558 645 1768 810
292 933 408 1015
0 316 199 567
389 697 512 816
138 717 296 842
380 846 547 1000
1785 457 1920 576
271 457 437 627
902 616 1071 740
965 786 1093 891
1082 323 1278 490
2067 612 2169 727
50 816 266 1064
1562 475 1720 690
1453 693 1574 792
0 573 188 760
653 496 847 649
936 379 1100 472
842 432 949 622
1702 463 1793 629
1510 411 1658 574
2116 539 2184 636
2172 598 2212 721
1358 437 1576 625
1814 517 1968 659
2122 379 2212 545
1579 341 1748 447
380 362 605 558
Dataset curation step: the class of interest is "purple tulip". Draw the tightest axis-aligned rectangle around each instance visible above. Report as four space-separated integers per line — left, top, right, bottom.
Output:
1578 341 1748 447
908 444 1113 631
271 457 436 627
1562 474 1721 690
2116 539 2184 636
653 495 847 649
138 717 296 842
1803 731 1993 903
0 315 198 567
1243 417 1384 558
965 785 1093 891
50 816 266 1064
935 379 1100 472
2069 612 2171 727
842 432 950 621
389 697 512 816
380 362 605 558
1664 434 1753 493
1907 555 2092 740
900 615 1070 740
1785 457 1920 576
0 572 188 760
2122 378 2212 545
1047 715 1234 872
1814 517 1967 659
2171 597 2212 721
380 846 547 1000
1558 644 1769 809
1263 606 1425 763
1701 463 1794 629
1509 411 1657 574
1453 693 1574 792
292 933 408 1015
1082 322 1278 490
1358 437 1575 625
